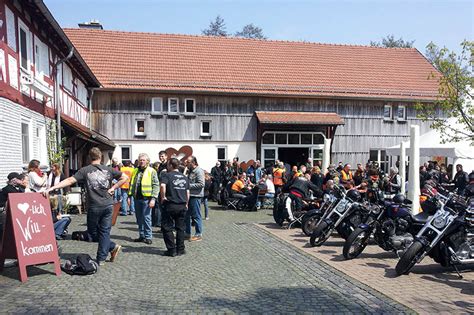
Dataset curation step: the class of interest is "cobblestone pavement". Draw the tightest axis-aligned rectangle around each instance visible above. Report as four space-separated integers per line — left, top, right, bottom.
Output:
0 204 410 314
260 222 474 315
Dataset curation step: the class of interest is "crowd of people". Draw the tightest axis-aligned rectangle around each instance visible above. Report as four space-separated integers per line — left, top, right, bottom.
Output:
0 148 472 266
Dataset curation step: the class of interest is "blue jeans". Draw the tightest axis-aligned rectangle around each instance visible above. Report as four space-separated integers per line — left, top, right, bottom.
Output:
202 197 209 218
87 205 116 262
256 193 275 207
135 199 153 240
114 187 121 202
186 197 203 236
54 217 71 239
120 190 135 215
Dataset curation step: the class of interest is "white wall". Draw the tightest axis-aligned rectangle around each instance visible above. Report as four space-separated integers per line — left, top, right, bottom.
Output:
0 97 50 180
111 141 257 172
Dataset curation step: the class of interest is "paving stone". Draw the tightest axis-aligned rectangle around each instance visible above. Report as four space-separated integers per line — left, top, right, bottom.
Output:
0 204 410 313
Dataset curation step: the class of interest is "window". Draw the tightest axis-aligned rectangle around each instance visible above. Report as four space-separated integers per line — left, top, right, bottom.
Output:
152 97 163 114
185 99 195 114
397 105 407 121
313 149 323 166
21 122 30 163
384 104 393 120
262 133 274 144
313 134 324 144
19 27 29 70
77 80 88 106
34 37 49 79
121 146 131 161
263 148 276 168
135 119 145 136
201 120 211 137
275 133 287 144
63 64 73 92
168 98 179 114
301 134 312 144
288 133 299 144
217 146 227 163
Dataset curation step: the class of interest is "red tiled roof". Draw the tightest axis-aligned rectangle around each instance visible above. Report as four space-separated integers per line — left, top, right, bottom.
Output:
256 111 344 125
64 29 441 100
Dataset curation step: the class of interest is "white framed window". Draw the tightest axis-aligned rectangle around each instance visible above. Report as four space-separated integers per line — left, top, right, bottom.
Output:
6 6 16 52
383 104 393 120
121 146 131 161
34 36 49 79
21 120 31 164
135 119 146 136
200 120 211 137
77 80 88 106
397 105 407 121
168 98 179 114
217 146 227 162
151 97 163 114
63 63 73 91
184 98 195 114
18 22 31 72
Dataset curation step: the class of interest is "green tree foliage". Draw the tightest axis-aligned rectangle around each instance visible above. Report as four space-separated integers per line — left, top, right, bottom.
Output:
202 15 228 36
370 35 414 48
416 41 474 143
235 24 266 39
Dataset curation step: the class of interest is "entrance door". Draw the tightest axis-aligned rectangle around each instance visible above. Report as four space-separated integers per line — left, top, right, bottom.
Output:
278 147 308 167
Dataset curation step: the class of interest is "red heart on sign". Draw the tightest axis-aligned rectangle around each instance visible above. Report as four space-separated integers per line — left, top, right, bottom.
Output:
165 146 193 162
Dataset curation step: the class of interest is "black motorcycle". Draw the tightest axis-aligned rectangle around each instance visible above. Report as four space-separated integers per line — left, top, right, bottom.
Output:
343 194 431 260
395 191 473 276
309 187 369 247
301 192 338 236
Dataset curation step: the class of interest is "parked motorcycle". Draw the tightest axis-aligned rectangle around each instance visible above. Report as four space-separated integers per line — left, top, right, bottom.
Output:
309 187 369 247
301 192 338 236
343 194 431 260
395 190 473 276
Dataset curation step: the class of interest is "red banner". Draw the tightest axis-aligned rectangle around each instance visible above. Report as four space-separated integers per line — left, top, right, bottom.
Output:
0 193 61 282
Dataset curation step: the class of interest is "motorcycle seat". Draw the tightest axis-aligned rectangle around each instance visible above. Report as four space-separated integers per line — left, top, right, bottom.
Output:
412 211 431 224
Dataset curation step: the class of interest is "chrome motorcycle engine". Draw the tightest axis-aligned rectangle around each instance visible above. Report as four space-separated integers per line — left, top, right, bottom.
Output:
390 233 414 250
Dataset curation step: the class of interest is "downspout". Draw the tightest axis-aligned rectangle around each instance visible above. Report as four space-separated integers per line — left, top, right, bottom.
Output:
53 48 74 148
88 87 96 130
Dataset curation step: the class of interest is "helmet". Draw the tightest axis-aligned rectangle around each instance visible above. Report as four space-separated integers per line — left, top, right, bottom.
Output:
346 189 361 202
392 194 406 204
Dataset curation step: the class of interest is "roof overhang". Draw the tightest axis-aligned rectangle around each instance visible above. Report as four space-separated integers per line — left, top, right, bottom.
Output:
61 116 115 150
255 111 344 126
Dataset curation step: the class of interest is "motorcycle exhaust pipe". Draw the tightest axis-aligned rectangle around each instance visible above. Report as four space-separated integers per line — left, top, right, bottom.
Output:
457 258 474 264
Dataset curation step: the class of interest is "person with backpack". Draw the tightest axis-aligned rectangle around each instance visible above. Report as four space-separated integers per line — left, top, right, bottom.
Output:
44 147 128 265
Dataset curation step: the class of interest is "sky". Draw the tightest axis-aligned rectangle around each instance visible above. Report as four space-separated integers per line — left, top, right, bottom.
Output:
44 0 473 54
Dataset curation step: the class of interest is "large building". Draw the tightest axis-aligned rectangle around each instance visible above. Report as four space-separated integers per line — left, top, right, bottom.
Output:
0 0 113 179
64 27 441 172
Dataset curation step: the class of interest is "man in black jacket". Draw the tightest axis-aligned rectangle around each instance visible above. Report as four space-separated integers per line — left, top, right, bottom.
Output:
210 161 222 201
285 173 323 222
0 172 26 208
453 164 469 195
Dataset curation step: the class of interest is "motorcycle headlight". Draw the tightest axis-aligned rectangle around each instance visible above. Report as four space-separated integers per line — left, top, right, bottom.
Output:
371 205 382 215
432 216 447 229
323 194 330 202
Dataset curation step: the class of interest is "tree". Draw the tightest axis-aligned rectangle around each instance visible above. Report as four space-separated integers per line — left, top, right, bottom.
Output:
370 35 414 48
416 41 474 144
235 23 266 40
202 15 227 37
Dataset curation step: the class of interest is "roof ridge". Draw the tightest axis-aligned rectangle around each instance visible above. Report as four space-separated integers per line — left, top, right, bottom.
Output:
63 28 417 50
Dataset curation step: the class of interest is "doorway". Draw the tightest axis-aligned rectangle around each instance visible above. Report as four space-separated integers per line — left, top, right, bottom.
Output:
278 147 308 167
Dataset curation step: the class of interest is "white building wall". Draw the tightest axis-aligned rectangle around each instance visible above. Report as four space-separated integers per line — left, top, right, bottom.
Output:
0 97 50 180
111 141 257 172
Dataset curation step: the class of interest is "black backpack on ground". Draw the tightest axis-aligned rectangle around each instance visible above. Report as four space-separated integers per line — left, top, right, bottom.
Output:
61 254 98 276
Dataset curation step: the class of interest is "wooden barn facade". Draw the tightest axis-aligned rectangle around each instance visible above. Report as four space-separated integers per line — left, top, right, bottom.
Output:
65 28 441 172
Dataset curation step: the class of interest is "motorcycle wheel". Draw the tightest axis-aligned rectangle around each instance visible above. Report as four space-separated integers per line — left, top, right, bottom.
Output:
273 203 285 227
309 221 331 247
395 240 424 276
343 227 370 260
302 213 322 236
